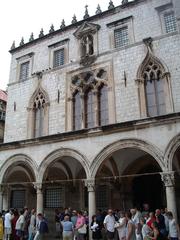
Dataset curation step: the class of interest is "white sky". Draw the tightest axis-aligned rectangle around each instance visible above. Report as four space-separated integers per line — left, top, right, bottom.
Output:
0 0 121 91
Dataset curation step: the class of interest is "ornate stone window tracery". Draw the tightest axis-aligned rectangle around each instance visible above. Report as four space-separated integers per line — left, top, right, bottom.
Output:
70 69 109 130
136 38 174 118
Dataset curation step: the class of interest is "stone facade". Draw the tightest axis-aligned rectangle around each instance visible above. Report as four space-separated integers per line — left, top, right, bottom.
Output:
0 0 180 230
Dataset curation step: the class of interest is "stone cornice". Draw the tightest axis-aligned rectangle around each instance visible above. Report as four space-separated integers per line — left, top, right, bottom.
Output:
0 112 180 151
9 0 148 54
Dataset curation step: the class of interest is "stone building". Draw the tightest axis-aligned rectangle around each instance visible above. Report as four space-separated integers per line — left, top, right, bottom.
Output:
0 0 180 226
0 90 7 142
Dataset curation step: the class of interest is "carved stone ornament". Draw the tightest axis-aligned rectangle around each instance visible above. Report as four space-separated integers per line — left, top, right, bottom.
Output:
85 179 95 192
33 183 43 192
108 0 115 10
70 68 108 95
80 55 97 67
161 172 175 187
74 21 100 39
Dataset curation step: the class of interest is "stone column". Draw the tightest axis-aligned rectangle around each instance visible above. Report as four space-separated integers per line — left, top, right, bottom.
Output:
85 179 96 221
0 185 3 212
161 172 177 221
34 183 43 214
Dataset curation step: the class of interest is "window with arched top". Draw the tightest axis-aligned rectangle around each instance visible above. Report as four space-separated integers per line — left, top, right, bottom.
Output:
33 91 46 138
136 46 173 118
98 85 109 126
85 89 95 128
144 62 166 117
27 87 49 139
73 91 82 131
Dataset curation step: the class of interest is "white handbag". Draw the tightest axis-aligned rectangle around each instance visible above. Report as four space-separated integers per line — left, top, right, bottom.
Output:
78 224 87 234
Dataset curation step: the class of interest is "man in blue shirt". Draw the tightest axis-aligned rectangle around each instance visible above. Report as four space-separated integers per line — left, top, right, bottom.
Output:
61 215 74 240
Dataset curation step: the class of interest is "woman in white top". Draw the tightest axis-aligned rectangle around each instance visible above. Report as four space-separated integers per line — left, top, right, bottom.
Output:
116 211 126 240
166 211 180 240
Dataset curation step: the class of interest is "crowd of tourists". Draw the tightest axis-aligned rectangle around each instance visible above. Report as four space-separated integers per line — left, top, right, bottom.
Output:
0 204 179 240
0 208 48 240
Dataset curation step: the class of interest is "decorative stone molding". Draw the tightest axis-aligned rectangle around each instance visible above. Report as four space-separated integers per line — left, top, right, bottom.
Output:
74 21 100 66
33 183 43 193
161 172 175 187
85 179 96 192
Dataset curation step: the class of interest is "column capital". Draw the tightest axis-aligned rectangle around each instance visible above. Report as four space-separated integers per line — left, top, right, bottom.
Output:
33 182 43 192
85 179 95 192
161 172 175 187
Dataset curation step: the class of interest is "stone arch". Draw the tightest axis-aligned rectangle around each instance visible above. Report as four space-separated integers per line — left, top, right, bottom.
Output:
136 50 169 80
38 148 90 182
164 133 180 171
0 154 38 184
28 85 50 109
90 138 165 178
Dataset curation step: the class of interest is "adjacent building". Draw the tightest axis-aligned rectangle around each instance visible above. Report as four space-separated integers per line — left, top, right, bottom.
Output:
0 0 180 230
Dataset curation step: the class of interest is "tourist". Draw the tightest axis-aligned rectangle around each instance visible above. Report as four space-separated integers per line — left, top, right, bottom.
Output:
147 222 163 240
34 213 48 240
71 210 78 228
104 209 116 240
155 209 167 237
4 209 13 240
12 209 20 240
75 211 86 240
28 209 36 240
166 211 180 240
131 208 142 240
54 209 61 237
15 209 25 240
90 215 102 240
142 204 150 220
115 211 126 240
140 217 151 240
61 215 74 240
146 212 156 230
0 213 3 240
125 212 136 240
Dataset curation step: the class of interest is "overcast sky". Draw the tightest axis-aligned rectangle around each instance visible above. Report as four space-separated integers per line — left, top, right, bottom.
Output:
0 0 122 91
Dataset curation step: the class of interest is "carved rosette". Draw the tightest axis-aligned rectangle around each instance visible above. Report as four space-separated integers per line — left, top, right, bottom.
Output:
161 172 175 187
85 179 96 192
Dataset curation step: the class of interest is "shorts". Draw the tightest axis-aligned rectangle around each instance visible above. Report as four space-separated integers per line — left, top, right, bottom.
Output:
107 230 114 239
5 228 12 235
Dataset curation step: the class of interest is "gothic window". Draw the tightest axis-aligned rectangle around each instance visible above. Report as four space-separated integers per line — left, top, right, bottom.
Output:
144 64 166 117
11 190 25 209
73 91 82 130
114 27 129 48
164 12 177 33
45 188 64 208
98 85 109 126
85 89 95 128
68 66 115 131
19 61 29 81
33 90 46 138
53 48 65 68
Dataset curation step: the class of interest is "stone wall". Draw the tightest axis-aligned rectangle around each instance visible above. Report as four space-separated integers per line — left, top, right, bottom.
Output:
4 0 180 143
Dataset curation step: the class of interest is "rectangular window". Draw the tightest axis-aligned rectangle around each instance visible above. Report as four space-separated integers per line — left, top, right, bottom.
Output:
114 27 129 48
96 185 108 209
11 190 25 209
53 49 65 68
164 12 177 33
19 61 29 81
45 188 64 208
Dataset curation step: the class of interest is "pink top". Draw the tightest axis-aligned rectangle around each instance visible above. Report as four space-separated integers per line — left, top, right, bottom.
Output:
76 216 85 228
